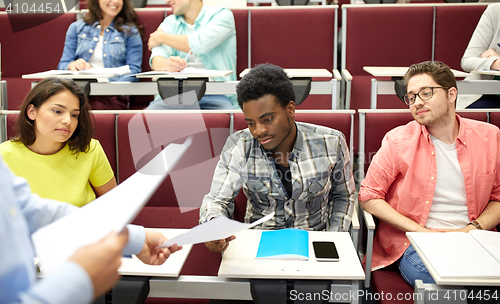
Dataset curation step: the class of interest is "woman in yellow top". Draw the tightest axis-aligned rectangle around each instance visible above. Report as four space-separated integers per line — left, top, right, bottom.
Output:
0 78 116 207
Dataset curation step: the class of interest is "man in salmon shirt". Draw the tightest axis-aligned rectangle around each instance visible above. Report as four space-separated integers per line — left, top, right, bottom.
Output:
359 61 500 288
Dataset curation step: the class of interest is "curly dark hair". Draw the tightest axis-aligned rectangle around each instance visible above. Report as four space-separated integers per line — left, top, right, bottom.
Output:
84 0 144 37
236 63 295 109
13 78 94 154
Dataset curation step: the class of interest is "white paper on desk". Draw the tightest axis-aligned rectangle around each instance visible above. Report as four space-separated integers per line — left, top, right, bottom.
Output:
159 212 275 248
77 65 131 76
32 137 192 275
42 65 130 76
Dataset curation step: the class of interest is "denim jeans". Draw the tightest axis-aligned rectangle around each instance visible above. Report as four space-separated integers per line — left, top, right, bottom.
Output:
398 244 436 287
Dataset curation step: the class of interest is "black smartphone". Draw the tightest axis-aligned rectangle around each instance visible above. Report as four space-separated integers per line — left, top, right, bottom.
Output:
312 241 339 262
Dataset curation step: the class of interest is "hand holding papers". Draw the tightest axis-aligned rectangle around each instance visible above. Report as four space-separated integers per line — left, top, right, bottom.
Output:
32 137 192 275
158 212 275 248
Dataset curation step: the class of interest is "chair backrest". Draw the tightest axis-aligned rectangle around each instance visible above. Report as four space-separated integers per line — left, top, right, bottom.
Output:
342 5 434 74
250 7 336 71
434 4 487 70
490 111 500 129
116 112 230 209
0 12 77 109
135 9 169 73
231 9 249 78
92 113 118 177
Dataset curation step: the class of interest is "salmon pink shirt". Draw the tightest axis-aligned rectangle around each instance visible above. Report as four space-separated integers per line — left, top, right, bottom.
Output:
359 115 500 271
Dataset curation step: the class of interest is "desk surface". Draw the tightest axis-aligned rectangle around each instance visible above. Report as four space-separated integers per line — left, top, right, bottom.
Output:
135 70 233 79
218 230 365 280
119 229 193 277
22 70 233 80
471 69 500 76
363 66 469 78
240 68 333 79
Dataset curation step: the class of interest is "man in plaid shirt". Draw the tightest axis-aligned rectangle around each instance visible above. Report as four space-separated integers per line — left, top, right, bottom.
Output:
200 64 355 252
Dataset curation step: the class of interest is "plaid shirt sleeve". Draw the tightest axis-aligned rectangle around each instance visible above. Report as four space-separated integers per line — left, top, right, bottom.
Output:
199 133 244 223
326 132 355 232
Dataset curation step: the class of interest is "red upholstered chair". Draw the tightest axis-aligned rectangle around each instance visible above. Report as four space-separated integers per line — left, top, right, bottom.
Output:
358 110 489 303
434 4 488 71
231 9 249 79
91 113 118 177
341 5 434 154
250 6 338 109
0 12 77 110
129 9 169 109
116 112 230 282
117 112 230 209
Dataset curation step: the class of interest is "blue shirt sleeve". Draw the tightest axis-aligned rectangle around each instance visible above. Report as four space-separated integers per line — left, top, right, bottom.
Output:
116 27 142 82
58 21 79 70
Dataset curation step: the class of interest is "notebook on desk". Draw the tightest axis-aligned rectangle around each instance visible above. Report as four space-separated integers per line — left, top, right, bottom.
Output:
406 231 500 280
256 229 309 261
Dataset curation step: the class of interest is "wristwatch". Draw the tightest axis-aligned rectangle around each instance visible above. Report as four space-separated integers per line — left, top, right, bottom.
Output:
467 220 483 230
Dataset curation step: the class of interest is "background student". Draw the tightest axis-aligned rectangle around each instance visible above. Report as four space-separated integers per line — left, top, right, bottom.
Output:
58 0 143 110
0 78 116 207
146 0 237 110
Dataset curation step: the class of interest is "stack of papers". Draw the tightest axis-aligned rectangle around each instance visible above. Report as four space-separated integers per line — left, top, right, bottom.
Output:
42 65 131 77
407 230 500 279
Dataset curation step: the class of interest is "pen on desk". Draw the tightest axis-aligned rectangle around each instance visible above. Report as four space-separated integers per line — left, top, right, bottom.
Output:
184 47 193 62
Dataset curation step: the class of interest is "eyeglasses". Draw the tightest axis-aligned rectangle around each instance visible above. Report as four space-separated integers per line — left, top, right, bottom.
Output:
403 86 449 106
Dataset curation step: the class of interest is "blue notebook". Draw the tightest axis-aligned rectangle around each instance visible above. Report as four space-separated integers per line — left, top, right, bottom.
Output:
256 229 309 260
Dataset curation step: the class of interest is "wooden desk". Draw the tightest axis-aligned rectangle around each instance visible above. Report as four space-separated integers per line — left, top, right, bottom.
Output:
144 229 364 303
135 70 233 80
219 230 364 280
21 69 341 109
219 230 365 304
22 70 129 80
362 66 480 109
363 66 469 78
407 232 500 287
240 68 333 79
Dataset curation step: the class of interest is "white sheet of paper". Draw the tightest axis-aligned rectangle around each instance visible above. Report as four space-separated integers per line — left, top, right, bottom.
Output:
32 137 192 275
407 232 500 279
159 212 275 248
41 65 130 76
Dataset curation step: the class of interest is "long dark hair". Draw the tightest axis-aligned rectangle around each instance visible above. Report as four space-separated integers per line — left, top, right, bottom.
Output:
84 0 144 37
14 78 94 154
